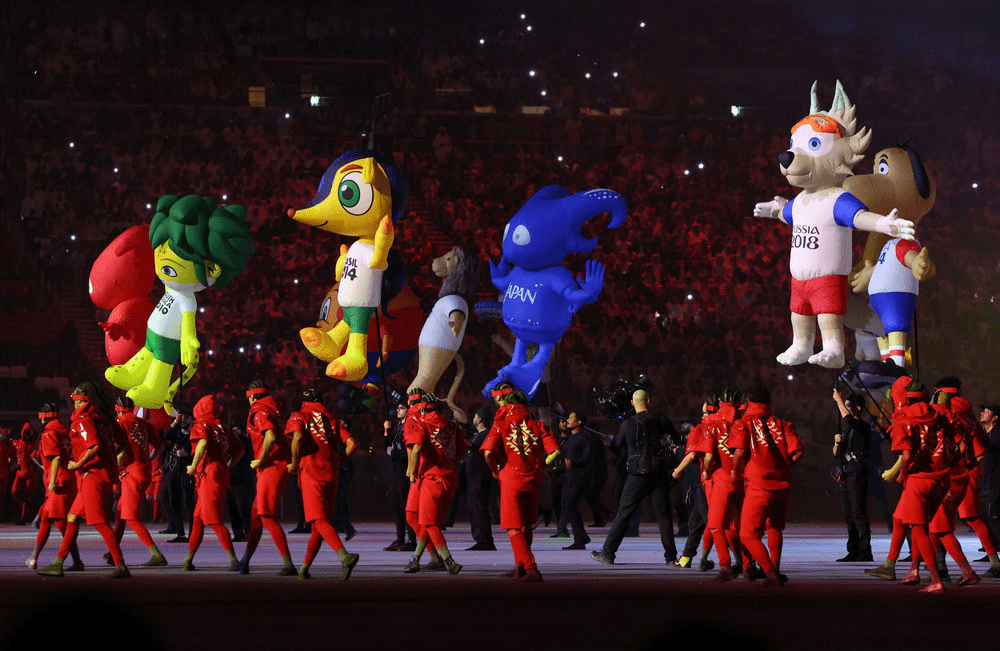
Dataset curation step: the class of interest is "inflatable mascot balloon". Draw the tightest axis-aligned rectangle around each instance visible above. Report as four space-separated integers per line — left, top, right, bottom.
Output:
845 145 936 367
290 149 408 382
753 80 916 369
484 186 627 399
106 195 254 411
89 225 156 365
313 259 422 385
408 246 480 418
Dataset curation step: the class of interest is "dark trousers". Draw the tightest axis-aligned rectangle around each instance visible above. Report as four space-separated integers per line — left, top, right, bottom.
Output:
839 467 872 558
227 477 253 539
389 464 415 543
466 460 494 544
680 477 708 558
563 469 589 543
603 471 676 560
550 474 568 534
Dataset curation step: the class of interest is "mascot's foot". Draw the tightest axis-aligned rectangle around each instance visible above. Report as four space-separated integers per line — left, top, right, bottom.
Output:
809 349 846 369
776 343 812 366
106 364 139 390
326 355 368 382
503 365 543 399
127 382 170 410
300 327 343 362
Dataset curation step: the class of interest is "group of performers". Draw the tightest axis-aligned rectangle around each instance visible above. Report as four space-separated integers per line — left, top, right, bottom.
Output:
11 363 1000 592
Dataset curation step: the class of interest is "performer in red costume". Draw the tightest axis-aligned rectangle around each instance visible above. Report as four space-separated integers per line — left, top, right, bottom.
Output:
183 393 244 571
695 389 747 580
25 404 83 571
38 382 130 578
285 388 360 580
672 397 717 571
402 392 465 575
113 397 167 566
11 422 40 525
239 379 295 575
932 377 1000 577
729 386 803 586
872 379 953 593
482 382 560 582
921 385 980 585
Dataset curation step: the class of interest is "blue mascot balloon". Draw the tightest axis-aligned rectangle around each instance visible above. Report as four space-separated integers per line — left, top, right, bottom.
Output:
484 186 627 399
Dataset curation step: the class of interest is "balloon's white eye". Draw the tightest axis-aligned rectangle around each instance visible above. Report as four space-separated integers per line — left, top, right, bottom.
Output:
512 225 531 246
319 297 332 322
338 171 374 216
877 161 890 175
160 265 177 278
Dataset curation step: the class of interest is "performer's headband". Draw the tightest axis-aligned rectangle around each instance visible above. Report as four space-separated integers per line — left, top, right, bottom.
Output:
38 411 58 419
938 387 958 395
906 390 927 398
115 405 130 413
70 393 89 402
491 387 515 398
407 394 424 404
246 387 268 398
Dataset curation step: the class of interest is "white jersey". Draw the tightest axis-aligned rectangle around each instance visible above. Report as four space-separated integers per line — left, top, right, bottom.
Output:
781 187 866 281
869 238 920 296
147 285 198 340
418 295 468 351
338 241 382 308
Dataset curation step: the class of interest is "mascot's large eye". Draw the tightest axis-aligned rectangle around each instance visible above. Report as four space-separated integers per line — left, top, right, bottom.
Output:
160 265 178 278
319 297 332 322
512 224 531 246
338 171 374 216
808 137 822 151
877 161 890 175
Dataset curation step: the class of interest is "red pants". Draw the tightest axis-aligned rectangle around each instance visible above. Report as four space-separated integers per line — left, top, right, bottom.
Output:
930 473 969 535
253 465 290 517
118 472 151 521
301 471 337 524
69 470 114 526
418 474 457 527
739 484 791 538
194 466 230 526
894 475 946 526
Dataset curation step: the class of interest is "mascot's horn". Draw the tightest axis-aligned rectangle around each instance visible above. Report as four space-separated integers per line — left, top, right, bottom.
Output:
563 188 628 254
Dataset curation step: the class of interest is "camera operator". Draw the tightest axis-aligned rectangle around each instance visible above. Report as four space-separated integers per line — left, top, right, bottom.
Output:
832 388 873 562
591 389 678 565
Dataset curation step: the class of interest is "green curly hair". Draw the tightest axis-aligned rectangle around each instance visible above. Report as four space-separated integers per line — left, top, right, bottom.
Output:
149 194 254 288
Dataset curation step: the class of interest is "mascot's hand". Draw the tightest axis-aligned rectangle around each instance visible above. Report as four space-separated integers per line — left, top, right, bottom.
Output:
849 260 875 294
181 340 200 367
335 244 349 281
873 209 916 240
488 257 511 284
369 215 393 270
910 247 933 281
753 196 788 219
578 259 606 302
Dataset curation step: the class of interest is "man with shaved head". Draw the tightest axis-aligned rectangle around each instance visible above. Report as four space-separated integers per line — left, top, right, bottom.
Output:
592 389 679 565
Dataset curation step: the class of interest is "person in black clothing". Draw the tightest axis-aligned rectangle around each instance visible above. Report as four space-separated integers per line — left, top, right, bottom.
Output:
591 389 678 564
548 422 571 538
672 418 712 570
979 404 1000 545
158 411 194 543
583 422 612 527
226 425 253 542
832 388 873 562
560 411 592 550
383 403 416 551
465 406 497 550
